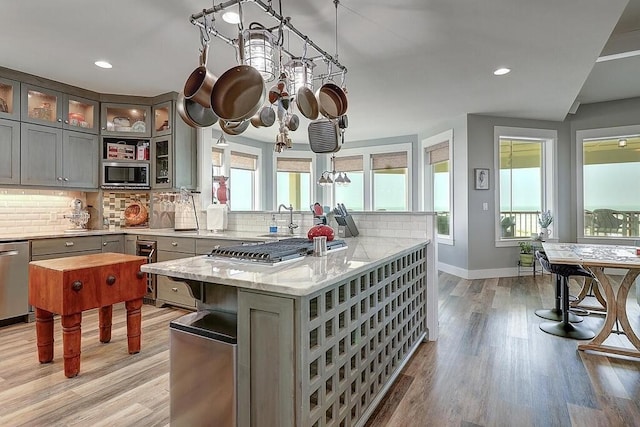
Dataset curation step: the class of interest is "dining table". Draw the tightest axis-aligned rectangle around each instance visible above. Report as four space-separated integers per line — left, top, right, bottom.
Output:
542 242 640 359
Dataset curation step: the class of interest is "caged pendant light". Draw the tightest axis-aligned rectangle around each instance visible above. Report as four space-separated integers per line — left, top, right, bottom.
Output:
241 25 276 82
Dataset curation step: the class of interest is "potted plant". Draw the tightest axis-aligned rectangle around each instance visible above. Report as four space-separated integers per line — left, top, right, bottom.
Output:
538 210 553 240
518 241 534 267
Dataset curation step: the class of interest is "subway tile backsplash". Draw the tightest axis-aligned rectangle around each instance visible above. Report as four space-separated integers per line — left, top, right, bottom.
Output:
0 186 435 241
0 188 88 235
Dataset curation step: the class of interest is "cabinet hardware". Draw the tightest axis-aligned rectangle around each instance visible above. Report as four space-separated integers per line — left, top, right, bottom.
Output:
57 177 63 181
71 281 83 292
106 275 116 286
63 177 69 181
137 271 144 279
103 242 108 246
64 120 69 124
171 242 178 246
65 242 74 247
171 287 178 292
57 118 62 122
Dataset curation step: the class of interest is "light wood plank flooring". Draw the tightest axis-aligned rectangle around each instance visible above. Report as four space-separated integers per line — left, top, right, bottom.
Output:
1 273 639 426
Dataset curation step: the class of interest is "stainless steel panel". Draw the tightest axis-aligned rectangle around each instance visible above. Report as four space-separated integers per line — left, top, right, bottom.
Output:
0 241 29 321
170 311 237 427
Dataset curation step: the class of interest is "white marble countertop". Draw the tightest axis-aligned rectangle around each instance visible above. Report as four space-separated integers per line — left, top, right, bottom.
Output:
141 237 430 296
0 228 301 243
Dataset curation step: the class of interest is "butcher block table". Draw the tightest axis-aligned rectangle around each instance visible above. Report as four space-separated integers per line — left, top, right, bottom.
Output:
29 253 147 378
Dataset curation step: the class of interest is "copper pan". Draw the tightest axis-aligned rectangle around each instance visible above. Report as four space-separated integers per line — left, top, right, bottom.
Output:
211 65 266 121
177 92 218 128
220 118 250 135
316 82 348 119
296 86 319 120
183 45 216 108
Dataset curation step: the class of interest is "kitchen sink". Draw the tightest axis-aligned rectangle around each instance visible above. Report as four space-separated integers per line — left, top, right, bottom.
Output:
256 233 303 238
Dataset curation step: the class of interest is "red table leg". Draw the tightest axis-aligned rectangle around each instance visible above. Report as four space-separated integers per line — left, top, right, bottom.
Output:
125 298 143 354
99 305 113 343
35 308 54 363
61 312 82 378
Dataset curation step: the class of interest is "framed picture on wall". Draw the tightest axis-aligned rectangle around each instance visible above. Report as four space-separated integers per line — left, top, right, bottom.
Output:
474 168 489 190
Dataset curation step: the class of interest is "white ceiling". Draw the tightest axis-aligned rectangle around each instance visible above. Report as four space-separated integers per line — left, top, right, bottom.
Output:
1 0 637 144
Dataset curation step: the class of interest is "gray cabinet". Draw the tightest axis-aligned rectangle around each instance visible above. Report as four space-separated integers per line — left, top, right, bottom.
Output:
31 236 103 261
100 103 151 138
20 122 61 186
155 236 197 309
62 130 99 188
0 77 20 121
0 118 20 184
20 123 98 188
238 290 295 427
150 99 196 190
102 234 125 253
20 83 64 127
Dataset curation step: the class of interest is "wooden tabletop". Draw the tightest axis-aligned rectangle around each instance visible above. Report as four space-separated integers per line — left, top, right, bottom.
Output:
29 253 147 271
542 242 640 269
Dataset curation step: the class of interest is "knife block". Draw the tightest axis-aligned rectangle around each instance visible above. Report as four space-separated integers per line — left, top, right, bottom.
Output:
337 215 359 238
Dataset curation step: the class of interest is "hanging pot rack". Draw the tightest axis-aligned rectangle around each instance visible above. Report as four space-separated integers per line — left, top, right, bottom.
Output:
189 0 347 80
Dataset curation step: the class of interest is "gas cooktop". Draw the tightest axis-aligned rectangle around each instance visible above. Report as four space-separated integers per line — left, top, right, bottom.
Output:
207 238 347 264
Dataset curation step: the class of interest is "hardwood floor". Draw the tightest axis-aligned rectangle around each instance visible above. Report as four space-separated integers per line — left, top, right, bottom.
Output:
0 303 187 426
366 273 640 427
0 273 639 426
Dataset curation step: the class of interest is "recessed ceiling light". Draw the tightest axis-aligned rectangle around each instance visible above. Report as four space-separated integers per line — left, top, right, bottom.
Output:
493 67 511 76
222 11 241 24
94 60 113 69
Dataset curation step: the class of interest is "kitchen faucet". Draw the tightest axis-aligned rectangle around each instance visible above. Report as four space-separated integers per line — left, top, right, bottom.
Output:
278 203 298 234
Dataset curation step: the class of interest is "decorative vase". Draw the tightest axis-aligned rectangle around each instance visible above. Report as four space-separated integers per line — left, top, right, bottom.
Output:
216 177 228 205
540 227 549 240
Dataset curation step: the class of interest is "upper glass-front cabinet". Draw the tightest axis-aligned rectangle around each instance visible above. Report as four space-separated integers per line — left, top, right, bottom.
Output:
21 84 63 127
20 83 98 133
65 95 99 134
152 101 172 137
101 103 151 137
0 77 20 120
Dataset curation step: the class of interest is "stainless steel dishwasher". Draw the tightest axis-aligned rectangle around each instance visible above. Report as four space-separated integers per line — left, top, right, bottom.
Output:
0 241 30 322
170 310 237 427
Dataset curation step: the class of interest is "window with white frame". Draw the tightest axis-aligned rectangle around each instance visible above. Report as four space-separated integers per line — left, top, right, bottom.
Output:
422 130 453 240
372 151 409 211
211 147 224 203
328 144 412 211
210 143 261 210
495 127 556 243
577 128 640 238
229 151 258 211
276 156 312 210
334 155 364 211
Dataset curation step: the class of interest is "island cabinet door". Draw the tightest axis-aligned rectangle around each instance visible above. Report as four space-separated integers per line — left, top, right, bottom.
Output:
238 290 295 427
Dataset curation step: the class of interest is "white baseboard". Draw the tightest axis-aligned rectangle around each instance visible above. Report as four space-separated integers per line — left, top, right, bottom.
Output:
438 262 538 279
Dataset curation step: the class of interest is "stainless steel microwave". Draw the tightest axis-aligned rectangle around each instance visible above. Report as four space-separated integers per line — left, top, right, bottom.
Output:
101 162 150 189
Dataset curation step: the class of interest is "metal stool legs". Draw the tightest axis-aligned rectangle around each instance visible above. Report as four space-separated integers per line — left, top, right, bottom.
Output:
535 274 584 323
539 275 595 340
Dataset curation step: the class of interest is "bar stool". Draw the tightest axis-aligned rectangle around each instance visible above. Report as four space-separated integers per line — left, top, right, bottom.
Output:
537 255 595 340
534 251 584 323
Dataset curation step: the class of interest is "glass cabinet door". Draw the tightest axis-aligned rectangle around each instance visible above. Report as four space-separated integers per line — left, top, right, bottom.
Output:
152 101 172 136
0 77 20 121
101 103 151 137
21 84 63 127
151 135 173 189
64 95 99 134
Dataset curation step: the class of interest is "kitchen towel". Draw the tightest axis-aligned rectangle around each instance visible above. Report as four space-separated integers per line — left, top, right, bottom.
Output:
206 203 228 231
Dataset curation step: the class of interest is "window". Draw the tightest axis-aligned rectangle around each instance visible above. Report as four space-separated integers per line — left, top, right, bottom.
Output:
372 152 409 211
422 130 453 240
229 151 258 211
211 147 224 203
494 127 556 243
334 155 364 211
578 130 640 238
276 157 312 210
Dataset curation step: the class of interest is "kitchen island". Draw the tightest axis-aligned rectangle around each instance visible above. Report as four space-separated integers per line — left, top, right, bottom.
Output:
142 236 435 427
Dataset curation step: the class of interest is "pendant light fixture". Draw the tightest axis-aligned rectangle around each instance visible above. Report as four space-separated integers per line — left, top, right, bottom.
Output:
317 154 350 187
241 25 276 82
